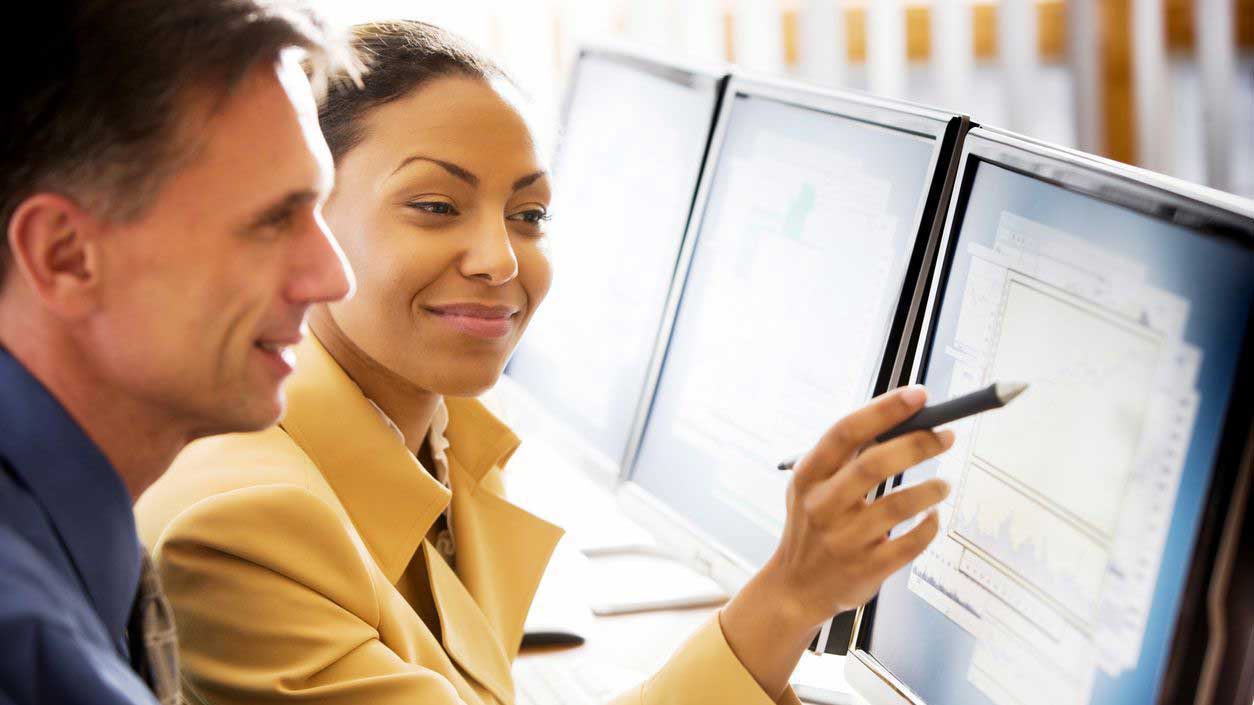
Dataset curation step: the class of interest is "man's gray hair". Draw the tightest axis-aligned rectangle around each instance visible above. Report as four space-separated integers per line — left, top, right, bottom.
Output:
0 0 360 288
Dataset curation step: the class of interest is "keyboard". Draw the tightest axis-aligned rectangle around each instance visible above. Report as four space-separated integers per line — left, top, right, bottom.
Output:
513 658 643 705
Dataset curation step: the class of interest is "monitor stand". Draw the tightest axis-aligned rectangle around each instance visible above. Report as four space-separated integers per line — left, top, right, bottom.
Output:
584 549 728 615
792 651 856 705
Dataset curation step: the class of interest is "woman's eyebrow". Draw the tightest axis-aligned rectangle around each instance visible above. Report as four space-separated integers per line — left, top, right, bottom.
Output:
512 171 547 192
391 155 479 187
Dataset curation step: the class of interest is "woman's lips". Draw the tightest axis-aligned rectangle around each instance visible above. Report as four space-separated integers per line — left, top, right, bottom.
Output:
424 303 519 339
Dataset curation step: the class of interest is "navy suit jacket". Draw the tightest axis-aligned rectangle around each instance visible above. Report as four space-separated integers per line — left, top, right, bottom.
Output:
0 347 157 705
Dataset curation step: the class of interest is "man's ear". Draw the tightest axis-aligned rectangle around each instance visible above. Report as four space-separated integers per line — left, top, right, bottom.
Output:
6 193 104 319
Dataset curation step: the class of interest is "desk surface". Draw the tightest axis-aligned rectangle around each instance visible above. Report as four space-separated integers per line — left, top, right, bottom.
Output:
516 551 864 705
516 591 715 672
506 437 862 704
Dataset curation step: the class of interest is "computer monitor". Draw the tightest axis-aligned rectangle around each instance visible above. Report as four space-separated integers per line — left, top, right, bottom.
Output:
503 46 725 477
618 75 969 595
846 127 1254 705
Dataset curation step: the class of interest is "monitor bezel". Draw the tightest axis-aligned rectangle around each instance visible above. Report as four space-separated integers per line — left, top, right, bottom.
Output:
555 41 729 154
614 72 969 602
846 126 1254 705
504 42 729 483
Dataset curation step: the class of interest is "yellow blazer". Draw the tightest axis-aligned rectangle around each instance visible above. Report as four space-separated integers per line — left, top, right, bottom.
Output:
136 338 800 705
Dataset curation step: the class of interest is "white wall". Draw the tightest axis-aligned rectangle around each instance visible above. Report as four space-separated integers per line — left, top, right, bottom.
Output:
312 0 1254 198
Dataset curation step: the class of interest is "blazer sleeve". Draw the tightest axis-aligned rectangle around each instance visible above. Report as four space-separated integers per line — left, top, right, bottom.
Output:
608 616 804 705
156 484 802 705
151 484 475 705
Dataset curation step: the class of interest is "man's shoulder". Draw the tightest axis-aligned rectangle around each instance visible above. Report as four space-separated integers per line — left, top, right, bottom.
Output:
0 463 64 598
0 461 121 652
0 526 157 705
0 523 106 645
0 463 62 563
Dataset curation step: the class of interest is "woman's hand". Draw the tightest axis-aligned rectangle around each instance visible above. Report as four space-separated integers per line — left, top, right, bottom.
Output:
767 384 953 621
719 386 953 700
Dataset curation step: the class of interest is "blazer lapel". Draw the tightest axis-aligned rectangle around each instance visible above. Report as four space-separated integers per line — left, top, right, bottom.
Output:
423 541 516 705
424 463 563 705
279 337 449 583
450 462 564 662
441 398 565 661
423 396 565 703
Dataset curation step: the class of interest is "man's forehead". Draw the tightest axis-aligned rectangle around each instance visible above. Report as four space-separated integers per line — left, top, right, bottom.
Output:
275 49 335 193
275 48 323 127
186 56 330 193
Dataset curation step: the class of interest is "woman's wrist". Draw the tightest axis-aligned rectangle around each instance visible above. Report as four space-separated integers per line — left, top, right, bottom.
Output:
719 561 824 699
742 557 821 636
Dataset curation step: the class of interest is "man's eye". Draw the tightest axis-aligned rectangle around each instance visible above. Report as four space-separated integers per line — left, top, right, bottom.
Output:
252 208 297 236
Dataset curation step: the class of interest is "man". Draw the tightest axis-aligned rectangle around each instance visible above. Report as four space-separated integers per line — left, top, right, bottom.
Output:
0 2 355 703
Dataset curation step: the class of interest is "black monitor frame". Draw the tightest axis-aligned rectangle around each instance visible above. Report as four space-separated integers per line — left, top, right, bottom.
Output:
846 126 1254 705
616 72 971 653
623 74 971 477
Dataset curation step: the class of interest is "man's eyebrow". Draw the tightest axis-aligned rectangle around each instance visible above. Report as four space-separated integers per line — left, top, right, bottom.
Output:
512 171 547 192
247 190 318 229
391 155 479 187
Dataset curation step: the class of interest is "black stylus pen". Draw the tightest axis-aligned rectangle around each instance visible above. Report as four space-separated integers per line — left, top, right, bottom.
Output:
775 381 1029 471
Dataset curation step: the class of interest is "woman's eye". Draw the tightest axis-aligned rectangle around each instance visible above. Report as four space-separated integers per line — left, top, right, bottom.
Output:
408 201 458 216
510 208 551 226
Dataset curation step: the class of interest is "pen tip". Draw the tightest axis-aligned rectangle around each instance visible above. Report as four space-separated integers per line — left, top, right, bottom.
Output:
997 381 1029 402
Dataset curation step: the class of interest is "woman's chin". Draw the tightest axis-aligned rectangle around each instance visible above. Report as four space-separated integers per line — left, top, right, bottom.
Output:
426 364 506 398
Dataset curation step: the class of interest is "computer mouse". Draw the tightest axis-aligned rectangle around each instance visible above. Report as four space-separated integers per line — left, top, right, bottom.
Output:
520 629 586 649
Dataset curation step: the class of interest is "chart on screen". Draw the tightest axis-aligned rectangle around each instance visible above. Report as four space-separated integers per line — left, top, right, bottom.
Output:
905 211 1202 705
670 129 903 533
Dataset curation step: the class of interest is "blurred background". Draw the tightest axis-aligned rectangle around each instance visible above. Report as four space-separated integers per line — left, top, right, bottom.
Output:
315 0 1254 199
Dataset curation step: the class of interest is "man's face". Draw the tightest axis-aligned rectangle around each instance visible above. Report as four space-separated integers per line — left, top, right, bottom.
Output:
88 54 353 436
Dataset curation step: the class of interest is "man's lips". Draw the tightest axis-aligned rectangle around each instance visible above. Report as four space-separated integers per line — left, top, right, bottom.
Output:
253 336 301 374
423 302 520 339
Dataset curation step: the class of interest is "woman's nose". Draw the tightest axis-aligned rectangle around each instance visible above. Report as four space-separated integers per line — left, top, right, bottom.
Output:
460 217 519 285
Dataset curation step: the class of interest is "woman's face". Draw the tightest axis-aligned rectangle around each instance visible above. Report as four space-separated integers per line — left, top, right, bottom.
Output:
318 75 552 396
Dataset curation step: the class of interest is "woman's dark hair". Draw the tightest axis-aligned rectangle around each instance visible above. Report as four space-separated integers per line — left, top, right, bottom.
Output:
319 20 511 164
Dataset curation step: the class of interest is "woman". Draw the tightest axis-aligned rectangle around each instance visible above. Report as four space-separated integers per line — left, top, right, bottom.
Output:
136 21 952 705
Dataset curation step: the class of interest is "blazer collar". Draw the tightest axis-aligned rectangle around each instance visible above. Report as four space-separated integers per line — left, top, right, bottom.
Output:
280 337 563 701
279 336 525 584
442 396 523 483
280 336 446 583
0 346 141 652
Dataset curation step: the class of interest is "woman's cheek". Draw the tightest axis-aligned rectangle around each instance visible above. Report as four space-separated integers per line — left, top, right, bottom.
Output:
519 239 554 308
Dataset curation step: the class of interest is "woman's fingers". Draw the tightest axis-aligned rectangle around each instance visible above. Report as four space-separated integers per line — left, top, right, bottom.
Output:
809 429 954 515
769 390 958 622
863 478 950 538
793 386 929 488
868 509 942 577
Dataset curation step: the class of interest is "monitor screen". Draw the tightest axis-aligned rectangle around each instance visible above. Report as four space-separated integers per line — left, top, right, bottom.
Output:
867 158 1254 705
628 92 940 568
505 52 721 467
